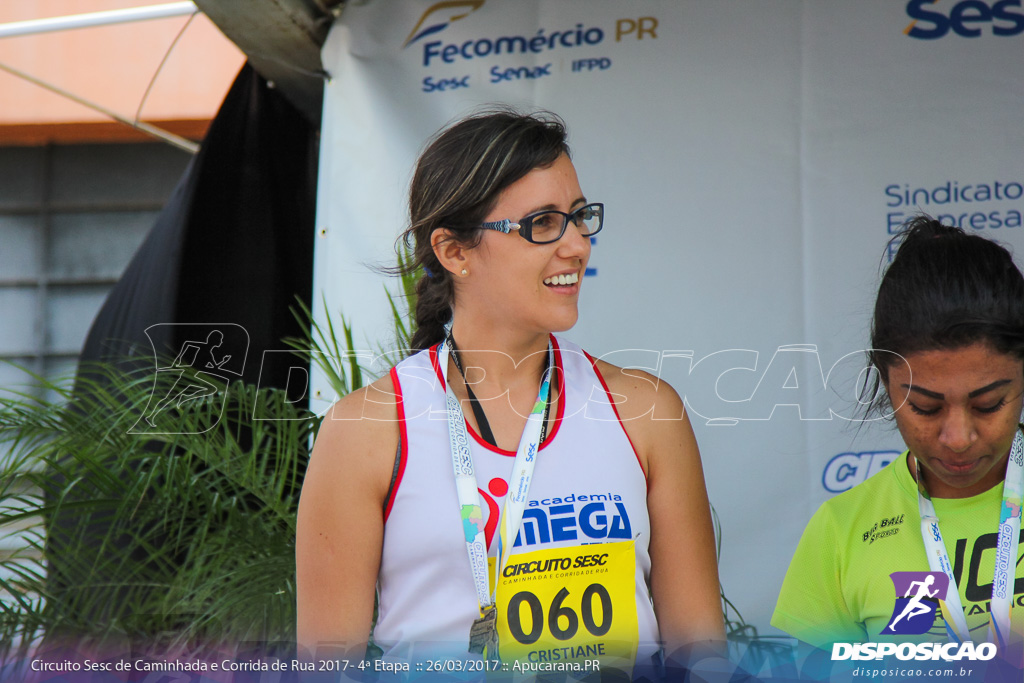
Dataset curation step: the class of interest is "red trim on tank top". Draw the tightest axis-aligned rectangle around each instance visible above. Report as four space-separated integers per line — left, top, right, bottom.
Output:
428 336 565 456
384 366 409 522
584 350 648 482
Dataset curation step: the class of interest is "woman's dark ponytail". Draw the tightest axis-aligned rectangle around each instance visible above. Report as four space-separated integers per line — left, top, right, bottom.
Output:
409 267 454 352
862 214 1024 417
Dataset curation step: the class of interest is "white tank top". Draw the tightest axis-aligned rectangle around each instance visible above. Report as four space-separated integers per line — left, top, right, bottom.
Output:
375 336 660 664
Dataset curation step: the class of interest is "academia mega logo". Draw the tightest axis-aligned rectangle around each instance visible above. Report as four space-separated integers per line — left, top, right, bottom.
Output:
403 0 485 47
904 0 1024 39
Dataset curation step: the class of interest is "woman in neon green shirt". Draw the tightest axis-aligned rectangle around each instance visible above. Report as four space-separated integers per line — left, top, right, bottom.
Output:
773 216 1024 669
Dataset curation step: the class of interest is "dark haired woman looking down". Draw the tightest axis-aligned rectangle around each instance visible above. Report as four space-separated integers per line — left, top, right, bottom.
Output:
773 216 1024 669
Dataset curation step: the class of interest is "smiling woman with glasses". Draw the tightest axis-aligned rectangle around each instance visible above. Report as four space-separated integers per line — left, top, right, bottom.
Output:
296 108 725 676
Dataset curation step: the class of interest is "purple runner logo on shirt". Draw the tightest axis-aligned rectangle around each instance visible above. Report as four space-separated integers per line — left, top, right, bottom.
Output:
881 571 947 635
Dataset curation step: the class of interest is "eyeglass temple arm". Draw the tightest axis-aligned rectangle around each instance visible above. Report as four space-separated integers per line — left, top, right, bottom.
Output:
480 219 520 233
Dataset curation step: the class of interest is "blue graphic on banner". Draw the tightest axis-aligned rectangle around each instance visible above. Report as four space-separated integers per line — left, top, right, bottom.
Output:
823 450 900 493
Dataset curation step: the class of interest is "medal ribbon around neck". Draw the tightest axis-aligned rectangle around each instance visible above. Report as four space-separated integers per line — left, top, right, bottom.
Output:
914 428 1024 648
437 335 554 622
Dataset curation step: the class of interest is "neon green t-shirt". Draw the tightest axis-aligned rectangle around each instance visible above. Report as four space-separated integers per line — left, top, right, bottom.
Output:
772 452 1024 650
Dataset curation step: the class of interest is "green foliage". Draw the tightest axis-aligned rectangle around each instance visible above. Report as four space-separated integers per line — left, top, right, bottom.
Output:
0 255 418 660
384 246 419 355
0 363 317 658
285 294 363 398
284 249 418 400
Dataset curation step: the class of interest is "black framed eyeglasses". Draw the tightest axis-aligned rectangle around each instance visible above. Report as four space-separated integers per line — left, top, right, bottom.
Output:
479 202 604 244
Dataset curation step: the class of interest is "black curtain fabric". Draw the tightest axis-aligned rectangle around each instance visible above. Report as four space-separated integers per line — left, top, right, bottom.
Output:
79 62 317 383
45 63 318 638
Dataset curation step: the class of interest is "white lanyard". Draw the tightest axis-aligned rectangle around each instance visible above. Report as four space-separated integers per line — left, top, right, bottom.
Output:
915 429 1024 648
438 337 554 613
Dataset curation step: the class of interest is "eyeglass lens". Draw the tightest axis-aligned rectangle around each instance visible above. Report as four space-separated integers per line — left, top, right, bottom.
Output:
527 204 602 243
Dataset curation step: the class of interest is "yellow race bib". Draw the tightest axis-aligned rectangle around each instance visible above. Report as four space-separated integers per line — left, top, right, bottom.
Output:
495 541 638 673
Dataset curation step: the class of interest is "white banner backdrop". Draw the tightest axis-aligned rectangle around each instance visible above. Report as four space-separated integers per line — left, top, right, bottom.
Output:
313 0 1024 635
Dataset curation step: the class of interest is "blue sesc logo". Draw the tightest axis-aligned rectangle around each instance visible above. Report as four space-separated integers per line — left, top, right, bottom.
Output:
904 0 1024 39
881 571 948 635
403 0 485 47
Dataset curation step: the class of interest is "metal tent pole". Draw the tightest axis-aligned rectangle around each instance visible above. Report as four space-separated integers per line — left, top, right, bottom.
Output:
0 2 197 39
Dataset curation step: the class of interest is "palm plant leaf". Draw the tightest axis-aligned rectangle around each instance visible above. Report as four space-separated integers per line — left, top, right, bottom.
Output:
0 362 317 658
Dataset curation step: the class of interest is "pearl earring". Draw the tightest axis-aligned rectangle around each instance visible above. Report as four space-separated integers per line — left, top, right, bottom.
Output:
461 269 468 276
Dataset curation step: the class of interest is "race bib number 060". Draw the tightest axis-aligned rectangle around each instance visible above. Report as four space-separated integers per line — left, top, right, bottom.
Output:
495 541 638 671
